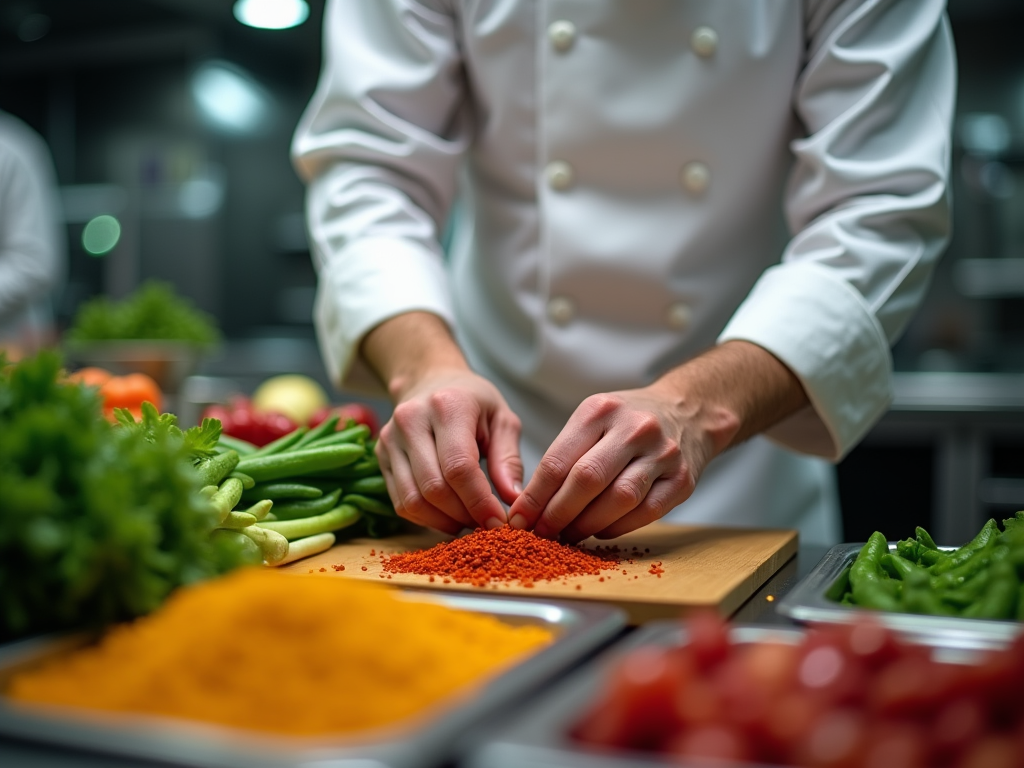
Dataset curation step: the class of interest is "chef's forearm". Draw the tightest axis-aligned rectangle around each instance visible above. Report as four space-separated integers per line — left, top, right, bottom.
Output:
648 340 808 456
360 311 471 403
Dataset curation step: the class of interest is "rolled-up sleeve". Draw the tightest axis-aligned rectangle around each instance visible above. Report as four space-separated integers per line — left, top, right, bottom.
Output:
0 123 63 324
291 0 468 393
718 0 955 461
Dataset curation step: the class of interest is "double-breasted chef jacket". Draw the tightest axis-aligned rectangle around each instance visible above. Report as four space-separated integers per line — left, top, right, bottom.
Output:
292 0 955 545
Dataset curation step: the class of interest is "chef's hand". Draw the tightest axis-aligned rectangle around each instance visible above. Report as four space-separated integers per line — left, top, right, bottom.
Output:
506 341 808 542
362 312 522 535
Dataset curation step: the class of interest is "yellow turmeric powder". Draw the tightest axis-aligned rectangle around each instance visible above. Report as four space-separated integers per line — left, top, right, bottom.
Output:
7 568 552 736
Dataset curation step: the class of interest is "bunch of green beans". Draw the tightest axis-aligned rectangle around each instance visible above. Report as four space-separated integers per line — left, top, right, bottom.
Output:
832 512 1024 620
200 415 402 567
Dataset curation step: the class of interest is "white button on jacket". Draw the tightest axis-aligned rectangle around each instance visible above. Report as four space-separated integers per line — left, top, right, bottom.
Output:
293 0 955 544
548 20 576 53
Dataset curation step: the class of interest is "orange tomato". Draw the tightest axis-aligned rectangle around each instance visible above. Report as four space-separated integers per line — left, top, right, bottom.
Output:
67 366 113 388
98 373 163 420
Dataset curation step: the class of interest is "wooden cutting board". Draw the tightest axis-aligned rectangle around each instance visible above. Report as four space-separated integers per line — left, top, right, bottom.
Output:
277 523 797 624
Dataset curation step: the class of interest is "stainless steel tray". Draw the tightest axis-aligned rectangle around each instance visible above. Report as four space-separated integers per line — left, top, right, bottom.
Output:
0 592 627 768
465 621 992 768
466 623 800 768
777 542 1023 651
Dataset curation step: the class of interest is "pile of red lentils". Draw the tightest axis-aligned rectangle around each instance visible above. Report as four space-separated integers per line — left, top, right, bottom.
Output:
380 525 622 588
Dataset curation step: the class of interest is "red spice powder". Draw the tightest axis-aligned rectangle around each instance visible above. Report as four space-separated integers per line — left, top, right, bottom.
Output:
381 526 621 588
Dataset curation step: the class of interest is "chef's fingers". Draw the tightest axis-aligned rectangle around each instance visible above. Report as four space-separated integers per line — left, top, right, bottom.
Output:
483 410 524 506
591 476 693 540
507 404 608 532
531 440 634 539
431 407 509 530
383 442 466 536
398 424 478 531
558 459 659 544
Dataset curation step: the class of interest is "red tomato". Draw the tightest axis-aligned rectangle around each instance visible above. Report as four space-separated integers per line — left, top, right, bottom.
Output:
665 724 752 764
66 366 113 388
859 720 929 768
309 402 380 436
202 397 297 446
574 646 688 751
685 610 731 671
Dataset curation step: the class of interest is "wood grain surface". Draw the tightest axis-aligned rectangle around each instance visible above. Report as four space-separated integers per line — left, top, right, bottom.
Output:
277 523 798 624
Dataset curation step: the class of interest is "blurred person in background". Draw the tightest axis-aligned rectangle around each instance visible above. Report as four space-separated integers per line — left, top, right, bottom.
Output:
0 109 65 361
292 0 955 546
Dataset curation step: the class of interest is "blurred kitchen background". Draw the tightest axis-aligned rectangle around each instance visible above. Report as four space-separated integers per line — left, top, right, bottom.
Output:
1 0 1023 544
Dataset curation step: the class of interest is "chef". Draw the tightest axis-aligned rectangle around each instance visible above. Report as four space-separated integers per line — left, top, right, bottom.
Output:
291 0 955 546
0 109 64 359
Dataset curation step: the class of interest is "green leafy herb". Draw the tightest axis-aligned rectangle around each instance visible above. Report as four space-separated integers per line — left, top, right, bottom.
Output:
0 351 242 642
65 281 221 347
113 402 221 461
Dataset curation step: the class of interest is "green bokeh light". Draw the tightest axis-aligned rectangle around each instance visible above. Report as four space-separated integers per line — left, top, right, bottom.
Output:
82 215 121 256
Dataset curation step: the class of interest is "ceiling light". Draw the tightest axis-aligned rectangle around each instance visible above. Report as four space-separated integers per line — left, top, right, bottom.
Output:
233 0 309 30
191 60 271 134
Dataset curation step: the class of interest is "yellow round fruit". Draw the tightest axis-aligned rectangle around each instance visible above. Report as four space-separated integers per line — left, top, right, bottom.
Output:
251 374 329 425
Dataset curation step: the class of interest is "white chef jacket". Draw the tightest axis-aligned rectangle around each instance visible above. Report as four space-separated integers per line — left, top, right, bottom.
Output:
292 0 955 545
0 110 64 350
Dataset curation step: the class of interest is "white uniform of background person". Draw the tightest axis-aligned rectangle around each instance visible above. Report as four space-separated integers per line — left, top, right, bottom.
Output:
0 110 65 355
292 0 955 546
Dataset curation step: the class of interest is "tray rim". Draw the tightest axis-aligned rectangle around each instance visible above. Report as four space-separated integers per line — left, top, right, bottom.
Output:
0 591 627 768
465 622 801 768
776 542 1023 650
465 618 998 768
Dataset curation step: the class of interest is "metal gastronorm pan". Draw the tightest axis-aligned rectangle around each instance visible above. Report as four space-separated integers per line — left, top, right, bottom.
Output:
466 623 800 768
465 620 993 768
777 542 1022 651
0 592 626 768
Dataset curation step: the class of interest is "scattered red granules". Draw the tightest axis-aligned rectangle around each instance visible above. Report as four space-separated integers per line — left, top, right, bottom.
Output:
648 561 665 577
332 564 345 572
380 525 621 588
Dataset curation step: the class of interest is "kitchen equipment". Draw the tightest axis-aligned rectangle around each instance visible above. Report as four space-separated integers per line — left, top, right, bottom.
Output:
464 622 990 768
0 593 625 768
777 542 1023 651
280 523 798 624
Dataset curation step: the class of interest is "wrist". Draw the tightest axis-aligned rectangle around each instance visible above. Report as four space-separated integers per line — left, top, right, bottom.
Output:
361 312 470 402
650 340 807 455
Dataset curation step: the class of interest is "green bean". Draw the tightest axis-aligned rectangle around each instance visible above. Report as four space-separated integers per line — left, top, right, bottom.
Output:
929 519 999 575
235 443 366 483
849 532 901 612
307 424 371 449
915 526 939 550
241 482 324 502
347 475 387 496
290 415 341 451
215 435 258 455
257 503 362 541
962 560 1019 620
304 456 379 480
940 570 992 610
343 493 395 517
271 489 343 521
247 426 309 458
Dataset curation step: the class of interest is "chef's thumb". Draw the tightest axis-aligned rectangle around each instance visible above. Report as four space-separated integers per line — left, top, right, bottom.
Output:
486 416 524 507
